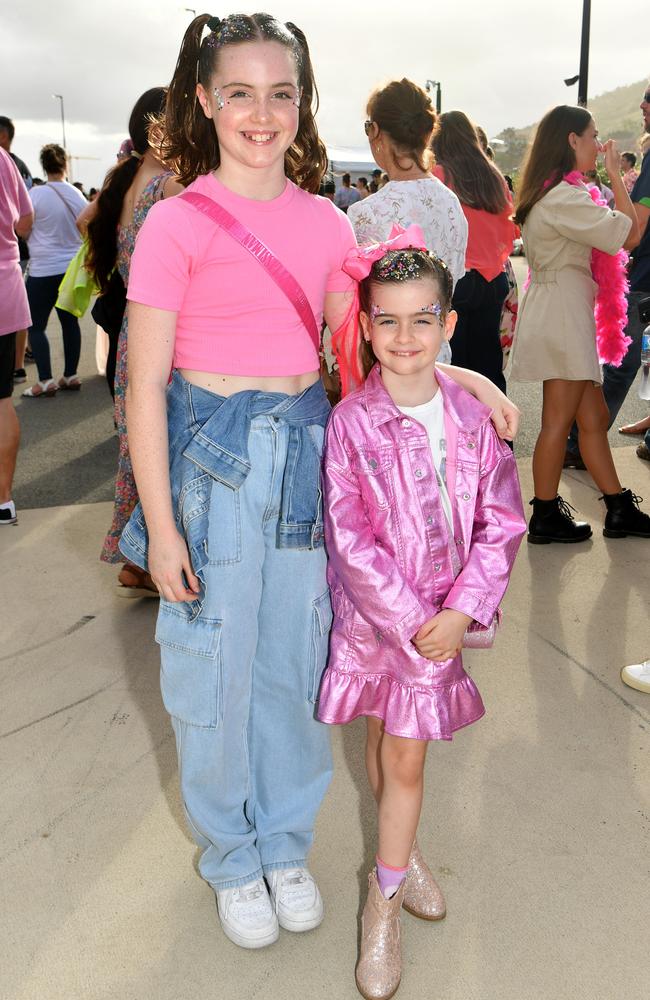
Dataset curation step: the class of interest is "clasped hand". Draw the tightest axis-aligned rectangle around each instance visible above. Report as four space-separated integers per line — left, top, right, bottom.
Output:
412 608 473 661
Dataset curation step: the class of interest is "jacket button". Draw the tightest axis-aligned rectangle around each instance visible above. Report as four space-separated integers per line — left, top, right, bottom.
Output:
426 516 434 525
401 418 411 428
415 469 424 478
466 440 475 449
368 458 378 470
456 537 463 545
434 562 442 571
462 492 471 501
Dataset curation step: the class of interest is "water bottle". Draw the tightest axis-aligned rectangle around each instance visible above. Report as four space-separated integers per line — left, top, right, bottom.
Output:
639 296 650 402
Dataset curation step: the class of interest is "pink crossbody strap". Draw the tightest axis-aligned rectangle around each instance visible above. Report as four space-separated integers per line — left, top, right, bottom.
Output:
180 191 320 352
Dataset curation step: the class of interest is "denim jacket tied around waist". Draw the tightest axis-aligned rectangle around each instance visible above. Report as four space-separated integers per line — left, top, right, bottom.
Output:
119 371 331 578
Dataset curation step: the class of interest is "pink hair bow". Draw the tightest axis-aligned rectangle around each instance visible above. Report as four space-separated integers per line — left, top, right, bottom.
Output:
342 223 428 281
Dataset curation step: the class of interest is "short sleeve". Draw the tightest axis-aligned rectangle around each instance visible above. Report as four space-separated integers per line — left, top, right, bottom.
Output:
551 185 631 255
348 199 384 246
324 202 357 293
631 155 650 207
127 200 198 311
15 169 31 217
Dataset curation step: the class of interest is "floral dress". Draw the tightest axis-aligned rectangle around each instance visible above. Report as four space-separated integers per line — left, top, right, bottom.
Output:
100 173 171 563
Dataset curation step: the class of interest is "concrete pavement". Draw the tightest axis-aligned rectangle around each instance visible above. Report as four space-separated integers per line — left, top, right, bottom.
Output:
2 452 649 1000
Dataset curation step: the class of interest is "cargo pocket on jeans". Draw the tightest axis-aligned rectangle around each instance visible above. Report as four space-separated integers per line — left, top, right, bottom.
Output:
156 602 224 728
307 590 333 703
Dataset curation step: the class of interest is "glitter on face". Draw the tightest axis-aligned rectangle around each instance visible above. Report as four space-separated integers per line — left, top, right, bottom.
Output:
213 87 226 111
369 302 443 322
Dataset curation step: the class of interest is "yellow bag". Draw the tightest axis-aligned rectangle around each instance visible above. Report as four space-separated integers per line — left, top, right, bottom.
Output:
56 241 99 318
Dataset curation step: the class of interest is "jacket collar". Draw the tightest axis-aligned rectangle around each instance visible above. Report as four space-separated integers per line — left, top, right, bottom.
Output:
363 363 492 433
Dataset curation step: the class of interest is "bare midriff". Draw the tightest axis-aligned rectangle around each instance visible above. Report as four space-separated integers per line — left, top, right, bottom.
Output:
179 368 321 398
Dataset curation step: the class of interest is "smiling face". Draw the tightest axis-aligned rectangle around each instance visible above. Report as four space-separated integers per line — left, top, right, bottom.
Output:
569 117 601 173
197 40 301 179
360 277 456 382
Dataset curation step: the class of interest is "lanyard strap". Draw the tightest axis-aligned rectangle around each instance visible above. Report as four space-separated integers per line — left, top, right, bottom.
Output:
180 191 320 353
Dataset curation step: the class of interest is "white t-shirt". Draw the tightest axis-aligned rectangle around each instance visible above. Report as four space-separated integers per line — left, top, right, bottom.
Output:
347 177 468 289
397 389 453 530
28 181 86 276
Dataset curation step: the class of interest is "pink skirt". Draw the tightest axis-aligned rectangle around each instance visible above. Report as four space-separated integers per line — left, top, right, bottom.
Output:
317 618 485 741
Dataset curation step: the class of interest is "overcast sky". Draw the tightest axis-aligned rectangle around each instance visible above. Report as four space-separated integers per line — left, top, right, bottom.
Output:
1 0 648 188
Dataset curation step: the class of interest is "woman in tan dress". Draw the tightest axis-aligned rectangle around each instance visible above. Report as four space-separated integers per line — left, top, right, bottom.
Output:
511 105 649 543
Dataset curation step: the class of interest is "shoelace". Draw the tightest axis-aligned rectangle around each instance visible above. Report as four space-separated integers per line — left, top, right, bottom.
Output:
278 869 312 903
232 880 270 918
556 495 578 520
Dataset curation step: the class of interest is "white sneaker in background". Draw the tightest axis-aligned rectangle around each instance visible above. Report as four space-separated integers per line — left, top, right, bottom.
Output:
621 660 650 694
216 878 279 949
266 868 324 932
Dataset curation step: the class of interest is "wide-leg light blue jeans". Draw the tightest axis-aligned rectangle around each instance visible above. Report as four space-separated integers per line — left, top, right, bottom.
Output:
157 415 333 890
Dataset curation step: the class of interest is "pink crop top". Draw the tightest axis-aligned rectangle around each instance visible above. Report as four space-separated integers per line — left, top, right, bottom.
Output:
127 173 357 376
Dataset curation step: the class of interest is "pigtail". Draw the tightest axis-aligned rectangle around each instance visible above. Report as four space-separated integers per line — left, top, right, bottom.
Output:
151 13 220 186
284 21 328 193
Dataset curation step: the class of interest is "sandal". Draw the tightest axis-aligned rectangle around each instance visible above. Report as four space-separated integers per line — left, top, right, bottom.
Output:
116 564 159 599
22 379 58 398
618 415 650 436
58 375 82 391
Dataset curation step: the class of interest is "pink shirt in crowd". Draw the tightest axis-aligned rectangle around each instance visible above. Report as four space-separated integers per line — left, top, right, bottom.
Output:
128 173 357 376
0 147 32 337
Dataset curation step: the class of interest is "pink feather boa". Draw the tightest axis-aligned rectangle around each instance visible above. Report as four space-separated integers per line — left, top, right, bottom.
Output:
562 171 631 366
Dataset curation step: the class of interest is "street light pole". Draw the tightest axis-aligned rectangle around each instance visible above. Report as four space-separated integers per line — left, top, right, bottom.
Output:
52 94 66 150
577 0 591 107
563 0 591 107
425 80 442 115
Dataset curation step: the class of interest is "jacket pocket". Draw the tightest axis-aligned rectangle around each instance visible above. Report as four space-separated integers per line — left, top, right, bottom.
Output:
156 602 224 728
350 445 394 510
308 590 333 703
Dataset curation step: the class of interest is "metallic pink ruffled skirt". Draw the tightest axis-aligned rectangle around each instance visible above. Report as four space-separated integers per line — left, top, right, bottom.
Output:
317 620 485 741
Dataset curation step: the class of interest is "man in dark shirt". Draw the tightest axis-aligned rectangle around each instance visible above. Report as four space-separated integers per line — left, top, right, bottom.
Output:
566 85 650 465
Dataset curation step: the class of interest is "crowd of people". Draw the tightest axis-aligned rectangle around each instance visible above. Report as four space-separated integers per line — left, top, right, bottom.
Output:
1 14 650 998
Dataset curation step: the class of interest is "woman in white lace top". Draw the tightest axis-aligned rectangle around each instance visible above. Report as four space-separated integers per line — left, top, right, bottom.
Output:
348 79 468 290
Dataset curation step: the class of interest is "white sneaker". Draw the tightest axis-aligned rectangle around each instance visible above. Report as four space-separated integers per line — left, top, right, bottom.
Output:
621 659 650 694
266 867 324 932
216 878 279 949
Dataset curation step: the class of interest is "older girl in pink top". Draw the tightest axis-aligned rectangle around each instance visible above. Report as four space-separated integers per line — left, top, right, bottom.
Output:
318 228 526 999
120 11 521 957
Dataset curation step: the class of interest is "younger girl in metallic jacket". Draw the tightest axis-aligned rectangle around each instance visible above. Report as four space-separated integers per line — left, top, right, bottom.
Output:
317 227 527 1000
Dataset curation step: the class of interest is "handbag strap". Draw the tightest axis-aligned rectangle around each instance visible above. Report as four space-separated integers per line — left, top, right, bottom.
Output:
180 190 320 353
47 182 80 224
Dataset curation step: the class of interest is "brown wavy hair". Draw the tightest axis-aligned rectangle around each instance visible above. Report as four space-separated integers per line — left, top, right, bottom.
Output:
86 88 167 293
431 110 508 214
153 12 327 191
514 105 592 227
367 79 436 172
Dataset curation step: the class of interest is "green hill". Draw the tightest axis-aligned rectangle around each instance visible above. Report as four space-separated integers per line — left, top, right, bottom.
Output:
494 78 648 176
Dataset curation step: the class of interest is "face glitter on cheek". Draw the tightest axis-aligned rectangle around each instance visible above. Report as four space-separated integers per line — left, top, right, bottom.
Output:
369 304 386 322
292 88 303 108
213 88 226 111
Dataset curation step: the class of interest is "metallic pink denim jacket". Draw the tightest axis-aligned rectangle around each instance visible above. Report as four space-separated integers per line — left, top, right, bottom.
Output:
322 365 527 653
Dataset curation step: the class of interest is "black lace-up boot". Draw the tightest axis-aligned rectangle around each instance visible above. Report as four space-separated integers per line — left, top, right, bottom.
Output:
602 489 650 538
527 495 593 544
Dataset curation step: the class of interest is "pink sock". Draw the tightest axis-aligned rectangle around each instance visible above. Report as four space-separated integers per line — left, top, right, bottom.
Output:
376 856 408 898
